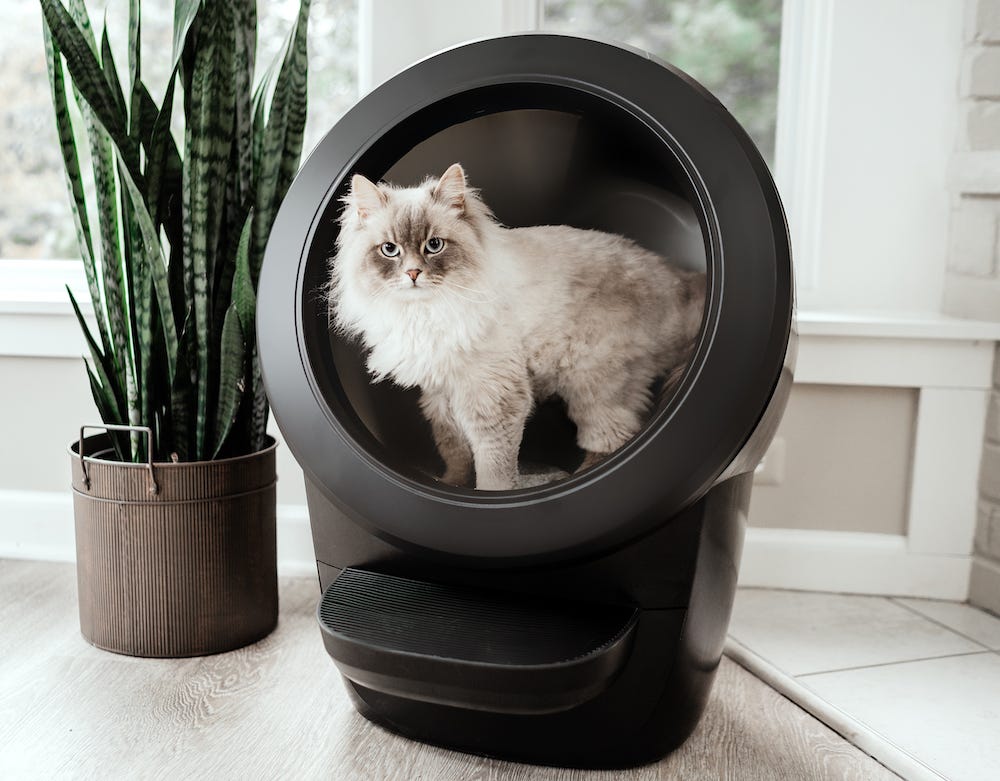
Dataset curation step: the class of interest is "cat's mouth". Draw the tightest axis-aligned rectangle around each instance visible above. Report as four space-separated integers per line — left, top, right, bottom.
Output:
395 280 435 295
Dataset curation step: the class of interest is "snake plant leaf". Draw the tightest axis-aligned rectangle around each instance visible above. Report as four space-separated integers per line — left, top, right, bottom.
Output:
84 363 129 461
207 1 236 286
232 212 256 335
252 0 310 282
127 0 140 139
67 286 125 422
133 84 158 151
172 0 202 72
85 20 131 396
170 307 196 462
250 57 275 187
116 155 178 386
212 304 247 458
250 347 268 451
55 3 130 406
232 212 268 450
274 0 309 210
42 19 108 354
212 207 245 353
232 0 256 206
184 1 226 459
120 185 151 437
99 22 127 122
141 76 183 250
40 0 142 187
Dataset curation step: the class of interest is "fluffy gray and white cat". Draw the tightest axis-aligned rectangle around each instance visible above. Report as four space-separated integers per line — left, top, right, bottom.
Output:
329 163 705 490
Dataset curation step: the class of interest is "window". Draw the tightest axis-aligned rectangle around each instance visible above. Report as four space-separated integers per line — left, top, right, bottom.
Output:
541 0 783 163
0 0 357 261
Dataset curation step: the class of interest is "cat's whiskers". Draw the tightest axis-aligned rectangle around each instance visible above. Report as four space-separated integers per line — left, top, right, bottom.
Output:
439 281 496 305
436 285 466 321
442 280 497 299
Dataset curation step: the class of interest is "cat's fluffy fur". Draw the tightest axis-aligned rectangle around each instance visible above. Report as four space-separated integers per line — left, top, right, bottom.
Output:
329 163 705 490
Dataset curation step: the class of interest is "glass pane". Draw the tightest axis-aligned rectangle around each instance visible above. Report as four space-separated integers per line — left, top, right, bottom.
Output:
542 0 783 162
0 1 357 261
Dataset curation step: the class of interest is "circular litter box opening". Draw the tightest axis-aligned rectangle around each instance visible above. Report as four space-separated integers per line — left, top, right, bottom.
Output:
299 82 710 493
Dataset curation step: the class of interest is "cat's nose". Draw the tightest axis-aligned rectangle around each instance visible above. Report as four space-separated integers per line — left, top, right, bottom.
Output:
405 268 422 283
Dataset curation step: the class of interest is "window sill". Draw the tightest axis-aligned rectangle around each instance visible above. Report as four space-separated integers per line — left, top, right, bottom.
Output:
1 260 998 387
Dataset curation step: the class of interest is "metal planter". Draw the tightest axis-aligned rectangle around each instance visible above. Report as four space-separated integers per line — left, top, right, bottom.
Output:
69 426 278 657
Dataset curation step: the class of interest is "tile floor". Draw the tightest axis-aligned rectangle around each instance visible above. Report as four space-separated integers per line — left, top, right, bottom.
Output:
727 589 1000 781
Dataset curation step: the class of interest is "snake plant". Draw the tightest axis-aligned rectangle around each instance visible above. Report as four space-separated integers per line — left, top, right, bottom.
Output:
41 0 309 462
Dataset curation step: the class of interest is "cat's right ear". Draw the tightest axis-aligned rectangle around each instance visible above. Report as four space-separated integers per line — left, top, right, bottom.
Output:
348 174 387 223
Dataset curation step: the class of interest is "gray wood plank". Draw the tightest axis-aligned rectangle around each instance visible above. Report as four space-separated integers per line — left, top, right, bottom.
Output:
0 560 898 780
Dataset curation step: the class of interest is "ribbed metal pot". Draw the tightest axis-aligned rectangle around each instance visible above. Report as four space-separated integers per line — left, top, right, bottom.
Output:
69 428 278 657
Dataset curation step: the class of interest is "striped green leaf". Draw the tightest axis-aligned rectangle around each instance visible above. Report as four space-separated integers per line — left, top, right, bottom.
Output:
250 347 268 452
41 18 109 358
127 0 141 140
84 363 129 461
172 0 202 70
232 0 256 206
251 0 310 282
99 21 127 121
231 212 256 335
274 0 309 209
184 1 224 459
83 16 131 408
141 76 183 250
67 286 125 422
121 185 151 449
41 0 141 186
170 308 196 462
212 304 247 458
116 155 178 386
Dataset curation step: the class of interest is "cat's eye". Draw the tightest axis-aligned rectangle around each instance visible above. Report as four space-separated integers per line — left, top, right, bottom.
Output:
380 242 400 258
424 237 445 254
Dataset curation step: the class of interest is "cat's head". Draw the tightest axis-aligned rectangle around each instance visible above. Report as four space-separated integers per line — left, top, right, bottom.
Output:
333 163 491 300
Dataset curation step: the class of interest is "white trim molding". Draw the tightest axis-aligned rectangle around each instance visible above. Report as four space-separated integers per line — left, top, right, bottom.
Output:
773 0 835 293
739 529 972 601
741 311 1000 599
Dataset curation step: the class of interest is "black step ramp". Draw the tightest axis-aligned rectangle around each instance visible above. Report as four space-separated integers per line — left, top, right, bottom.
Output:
318 568 639 715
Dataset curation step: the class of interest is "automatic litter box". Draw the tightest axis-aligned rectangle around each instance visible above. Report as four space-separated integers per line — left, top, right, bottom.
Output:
258 33 795 768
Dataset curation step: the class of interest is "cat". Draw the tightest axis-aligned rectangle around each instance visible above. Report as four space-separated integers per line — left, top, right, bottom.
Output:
329 163 705 491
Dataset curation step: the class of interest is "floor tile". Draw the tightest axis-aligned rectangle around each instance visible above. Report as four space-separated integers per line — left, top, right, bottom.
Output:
729 589 984 675
894 597 1000 650
802 653 1000 781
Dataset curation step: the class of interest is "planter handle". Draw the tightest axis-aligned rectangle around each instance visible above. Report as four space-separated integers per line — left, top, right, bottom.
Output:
79 424 158 495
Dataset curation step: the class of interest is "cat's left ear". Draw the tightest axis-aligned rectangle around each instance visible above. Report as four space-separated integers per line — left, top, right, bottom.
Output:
349 174 387 223
433 163 467 213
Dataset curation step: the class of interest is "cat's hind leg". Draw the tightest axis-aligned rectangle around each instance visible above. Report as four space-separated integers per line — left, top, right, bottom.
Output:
562 372 651 471
420 390 473 487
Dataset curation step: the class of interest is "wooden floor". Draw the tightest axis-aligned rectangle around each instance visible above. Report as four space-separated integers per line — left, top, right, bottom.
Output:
0 559 898 780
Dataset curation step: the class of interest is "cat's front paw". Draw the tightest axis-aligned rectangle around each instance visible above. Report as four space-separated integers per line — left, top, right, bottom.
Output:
474 473 517 491
440 467 472 488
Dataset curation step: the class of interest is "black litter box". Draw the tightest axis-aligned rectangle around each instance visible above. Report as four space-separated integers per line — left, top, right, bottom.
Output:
258 33 795 768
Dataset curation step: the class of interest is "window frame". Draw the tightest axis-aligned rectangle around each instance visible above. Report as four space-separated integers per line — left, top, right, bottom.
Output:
0 0 958 358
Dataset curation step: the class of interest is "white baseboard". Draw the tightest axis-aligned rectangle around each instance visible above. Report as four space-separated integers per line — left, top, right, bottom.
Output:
739 527 971 600
0 489 317 578
0 491 973 599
